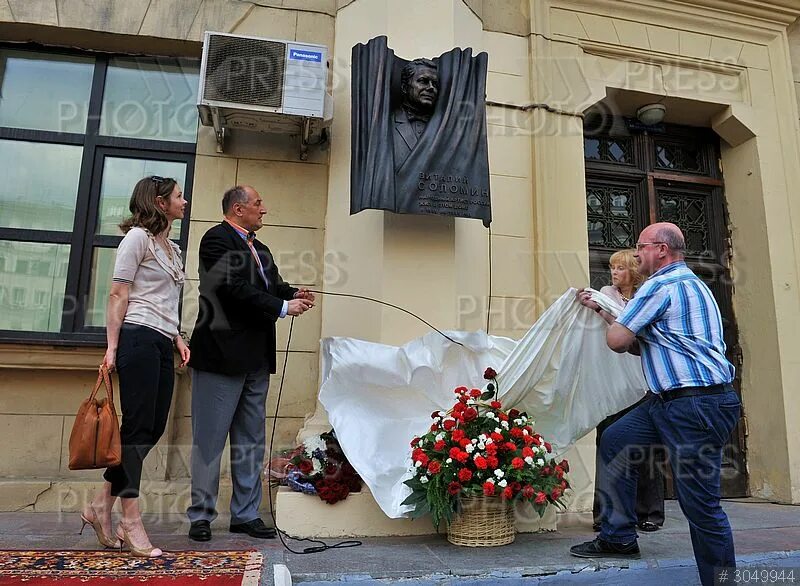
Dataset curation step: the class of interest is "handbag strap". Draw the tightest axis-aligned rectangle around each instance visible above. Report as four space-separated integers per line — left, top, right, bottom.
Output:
89 366 118 415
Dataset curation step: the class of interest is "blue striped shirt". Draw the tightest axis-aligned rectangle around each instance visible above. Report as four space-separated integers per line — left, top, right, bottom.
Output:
616 261 735 393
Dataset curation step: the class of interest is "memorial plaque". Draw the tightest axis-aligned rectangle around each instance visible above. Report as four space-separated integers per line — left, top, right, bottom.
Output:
350 36 491 227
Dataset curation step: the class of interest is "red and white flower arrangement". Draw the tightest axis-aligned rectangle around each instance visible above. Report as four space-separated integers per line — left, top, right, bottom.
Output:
402 368 571 527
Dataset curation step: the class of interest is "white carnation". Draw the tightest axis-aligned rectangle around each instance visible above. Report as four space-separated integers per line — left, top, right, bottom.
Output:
446 458 453 464
494 469 504 478
498 479 508 487
500 421 509 430
477 442 486 450
524 456 534 465
485 478 495 484
415 461 423 468
494 427 502 434
465 444 475 453
420 476 429 484
435 432 445 441
478 434 487 442
537 458 545 466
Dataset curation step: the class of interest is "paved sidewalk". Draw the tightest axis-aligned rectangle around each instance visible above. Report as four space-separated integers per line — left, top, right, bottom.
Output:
0 499 798 584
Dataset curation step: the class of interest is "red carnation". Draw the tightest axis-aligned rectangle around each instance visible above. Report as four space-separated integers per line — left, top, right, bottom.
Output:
534 491 547 505
522 485 535 499
459 438 471 448
483 481 496 496
512 457 525 469
452 402 466 414
463 407 478 422
455 386 468 394
485 443 498 455
470 388 482 398
417 453 429 467
443 419 456 431
508 408 520 419
430 424 438 432
412 448 425 461
455 451 470 464
560 459 570 472
530 434 541 446
504 442 517 452
542 466 552 476
522 447 534 458
474 456 488 469
447 481 462 495
498 412 509 421
431 410 441 419
544 441 552 452
487 456 499 469
510 427 523 438
490 432 504 443
458 468 473 482
433 440 446 451
484 367 497 379
490 401 502 409
449 447 462 460
298 459 313 474
523 435 535 445
452 429 465 441
561 479 568 489
502 486 514 500
428 460 442 474
551 486 562 499
410 437 420 447
556 466 565 479
511 481 521 492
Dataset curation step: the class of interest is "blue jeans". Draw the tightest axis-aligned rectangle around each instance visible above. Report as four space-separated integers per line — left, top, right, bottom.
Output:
597 386 741 586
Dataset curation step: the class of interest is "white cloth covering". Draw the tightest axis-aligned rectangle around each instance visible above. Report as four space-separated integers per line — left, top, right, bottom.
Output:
318 288 647 518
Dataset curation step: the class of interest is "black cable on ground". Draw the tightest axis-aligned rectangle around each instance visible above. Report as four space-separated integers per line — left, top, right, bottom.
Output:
267 315 362 554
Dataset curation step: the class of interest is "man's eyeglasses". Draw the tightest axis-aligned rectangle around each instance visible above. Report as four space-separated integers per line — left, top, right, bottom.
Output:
635 242 667 251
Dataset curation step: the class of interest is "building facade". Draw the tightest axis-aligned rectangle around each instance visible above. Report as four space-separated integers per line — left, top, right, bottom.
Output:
0 0 799 530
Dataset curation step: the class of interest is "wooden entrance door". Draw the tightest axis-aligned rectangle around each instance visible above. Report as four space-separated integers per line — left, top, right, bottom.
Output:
583 119 748 497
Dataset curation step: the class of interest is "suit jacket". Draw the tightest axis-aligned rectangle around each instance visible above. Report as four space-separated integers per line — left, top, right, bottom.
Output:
189 221 297 375
392 107 424 171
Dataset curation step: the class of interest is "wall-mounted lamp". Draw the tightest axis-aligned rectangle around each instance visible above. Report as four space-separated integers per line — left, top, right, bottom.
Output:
636 103 667 126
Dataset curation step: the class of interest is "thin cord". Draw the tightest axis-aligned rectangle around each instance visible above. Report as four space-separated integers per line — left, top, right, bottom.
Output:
486 225 492 334
308 289 464 347
267 315 362 554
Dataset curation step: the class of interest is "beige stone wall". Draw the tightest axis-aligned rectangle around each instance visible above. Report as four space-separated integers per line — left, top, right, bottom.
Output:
0 0 332 513
3 0 800 521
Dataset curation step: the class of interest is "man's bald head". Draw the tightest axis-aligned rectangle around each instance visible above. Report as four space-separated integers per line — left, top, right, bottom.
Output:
651 222 685 257
636 222 686 277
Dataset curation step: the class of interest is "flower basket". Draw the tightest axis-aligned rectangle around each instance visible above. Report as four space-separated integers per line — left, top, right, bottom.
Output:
447 495 515 547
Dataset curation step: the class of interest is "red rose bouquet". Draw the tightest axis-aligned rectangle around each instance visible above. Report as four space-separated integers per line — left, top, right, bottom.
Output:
402 368 570 527
268 430 362 505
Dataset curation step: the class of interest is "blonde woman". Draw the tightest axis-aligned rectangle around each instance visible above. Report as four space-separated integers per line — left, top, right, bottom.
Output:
80 176 190 557
591 249 665 533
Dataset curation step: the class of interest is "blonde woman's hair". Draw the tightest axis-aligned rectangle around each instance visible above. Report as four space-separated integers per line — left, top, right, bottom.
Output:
609 249 645 289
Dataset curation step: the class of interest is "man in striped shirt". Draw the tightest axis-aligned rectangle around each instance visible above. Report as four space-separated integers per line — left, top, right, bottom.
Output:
570 222 741 586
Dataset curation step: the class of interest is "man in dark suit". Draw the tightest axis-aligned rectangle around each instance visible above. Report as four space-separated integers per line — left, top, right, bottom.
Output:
392 58 439 171
187 185 314 541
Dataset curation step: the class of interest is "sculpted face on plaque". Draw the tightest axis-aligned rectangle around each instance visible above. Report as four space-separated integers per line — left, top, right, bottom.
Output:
393 59 439 170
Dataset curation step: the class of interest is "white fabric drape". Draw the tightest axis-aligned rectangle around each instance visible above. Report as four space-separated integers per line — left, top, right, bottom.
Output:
318 288 647 518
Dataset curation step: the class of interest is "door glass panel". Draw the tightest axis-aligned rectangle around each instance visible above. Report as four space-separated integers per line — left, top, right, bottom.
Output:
658 189 711 256
0 241 70 332
0 140 83 231
85 247 117 327
96 157 188 236
0 49 94 133
100 58 200 142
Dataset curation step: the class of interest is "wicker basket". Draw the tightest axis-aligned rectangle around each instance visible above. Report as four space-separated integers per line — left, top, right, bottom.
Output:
447 495 515 547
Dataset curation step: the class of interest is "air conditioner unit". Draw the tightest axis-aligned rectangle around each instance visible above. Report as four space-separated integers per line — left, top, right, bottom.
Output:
197 31 332 157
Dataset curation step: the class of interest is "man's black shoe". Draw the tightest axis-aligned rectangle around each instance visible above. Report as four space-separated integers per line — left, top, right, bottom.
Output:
229 518 277 539
570 537 640 559
188 520 212 542
638 521 660 532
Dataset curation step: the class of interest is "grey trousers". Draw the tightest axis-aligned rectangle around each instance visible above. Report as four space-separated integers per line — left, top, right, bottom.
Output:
187 367 270 525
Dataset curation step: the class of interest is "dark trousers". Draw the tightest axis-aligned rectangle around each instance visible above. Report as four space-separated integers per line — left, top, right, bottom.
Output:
104 324 174 498
597 387 740 586
593 396 665 526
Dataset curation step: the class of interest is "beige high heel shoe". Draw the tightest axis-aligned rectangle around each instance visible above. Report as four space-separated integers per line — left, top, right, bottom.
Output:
115 522 163 558
79 504 120 549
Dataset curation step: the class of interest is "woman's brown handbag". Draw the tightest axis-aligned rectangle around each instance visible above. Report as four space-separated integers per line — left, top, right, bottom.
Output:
68 366 122 470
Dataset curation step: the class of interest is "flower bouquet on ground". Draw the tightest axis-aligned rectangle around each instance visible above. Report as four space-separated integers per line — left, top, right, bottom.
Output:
267 430 362 505
402 368 571 540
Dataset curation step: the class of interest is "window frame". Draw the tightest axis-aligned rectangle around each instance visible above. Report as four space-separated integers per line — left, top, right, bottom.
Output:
0 44 197 346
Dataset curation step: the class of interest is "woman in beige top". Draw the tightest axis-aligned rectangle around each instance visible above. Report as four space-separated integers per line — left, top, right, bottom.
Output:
592 249 666 533
80 176 189 557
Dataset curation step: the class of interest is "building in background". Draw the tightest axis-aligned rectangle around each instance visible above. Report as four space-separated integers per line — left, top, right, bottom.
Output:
0 0 799 532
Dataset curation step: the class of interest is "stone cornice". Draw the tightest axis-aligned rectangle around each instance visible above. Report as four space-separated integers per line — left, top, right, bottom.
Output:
674 0 800 25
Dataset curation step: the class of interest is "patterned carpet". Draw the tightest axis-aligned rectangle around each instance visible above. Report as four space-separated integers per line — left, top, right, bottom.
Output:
0 549 263 584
